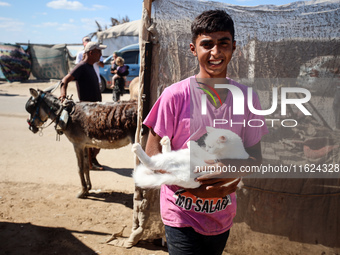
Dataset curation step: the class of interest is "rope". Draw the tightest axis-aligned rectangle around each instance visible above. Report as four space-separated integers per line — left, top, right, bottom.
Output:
242 185 340 197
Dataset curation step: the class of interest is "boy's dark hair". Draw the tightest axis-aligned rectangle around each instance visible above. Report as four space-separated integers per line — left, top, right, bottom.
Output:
191 10 235 44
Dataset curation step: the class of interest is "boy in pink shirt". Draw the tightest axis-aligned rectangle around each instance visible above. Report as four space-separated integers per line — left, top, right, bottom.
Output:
143 10 267 254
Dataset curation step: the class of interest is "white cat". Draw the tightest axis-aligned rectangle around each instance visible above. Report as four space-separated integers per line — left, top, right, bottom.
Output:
132 127 249 189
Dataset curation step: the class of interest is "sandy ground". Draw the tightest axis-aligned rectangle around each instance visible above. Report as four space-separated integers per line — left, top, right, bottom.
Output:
0 80 339 255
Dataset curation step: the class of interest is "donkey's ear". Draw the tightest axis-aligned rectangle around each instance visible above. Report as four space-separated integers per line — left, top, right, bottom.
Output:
29 88 39 99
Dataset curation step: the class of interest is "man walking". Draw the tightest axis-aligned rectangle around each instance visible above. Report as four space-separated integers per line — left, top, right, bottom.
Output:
60 41 107 170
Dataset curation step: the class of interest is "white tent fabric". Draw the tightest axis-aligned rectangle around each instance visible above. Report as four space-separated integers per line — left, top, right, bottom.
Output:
97 20 141 57
151 0 340 92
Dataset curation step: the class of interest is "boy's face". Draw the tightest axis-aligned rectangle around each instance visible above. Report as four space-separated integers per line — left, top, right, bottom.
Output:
190 31 236 79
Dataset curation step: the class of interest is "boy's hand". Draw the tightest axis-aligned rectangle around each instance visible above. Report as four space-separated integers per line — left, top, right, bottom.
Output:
187 177 240 198
154 169 168 174
189 159 240 198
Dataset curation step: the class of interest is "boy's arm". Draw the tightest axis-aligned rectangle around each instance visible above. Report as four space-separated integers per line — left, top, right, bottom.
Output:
145 128 162 156
188 141 263 198
145 128 170 174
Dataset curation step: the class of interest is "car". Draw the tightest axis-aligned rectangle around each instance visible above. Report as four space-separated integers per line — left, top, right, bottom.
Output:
99 43 140 92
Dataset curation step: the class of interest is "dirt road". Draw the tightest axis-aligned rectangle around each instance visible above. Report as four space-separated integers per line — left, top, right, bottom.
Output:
0 80 167 255
0 80 339 255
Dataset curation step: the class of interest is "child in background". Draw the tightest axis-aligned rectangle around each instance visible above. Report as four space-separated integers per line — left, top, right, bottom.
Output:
110 57 129 89
111 56 129 101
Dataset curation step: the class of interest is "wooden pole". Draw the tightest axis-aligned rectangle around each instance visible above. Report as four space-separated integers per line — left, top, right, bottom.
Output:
144 0 152 19
124 1 164 248
141 0 153 131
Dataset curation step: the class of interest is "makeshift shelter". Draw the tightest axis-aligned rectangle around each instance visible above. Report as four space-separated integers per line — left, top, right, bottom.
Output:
96 20 140 57
111 0 340 251
0 43 30 82
28 44 74 80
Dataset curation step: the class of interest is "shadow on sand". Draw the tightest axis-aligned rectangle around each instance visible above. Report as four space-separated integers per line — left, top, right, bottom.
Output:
99 167 133 178
86 190 134 209
0 222 102 255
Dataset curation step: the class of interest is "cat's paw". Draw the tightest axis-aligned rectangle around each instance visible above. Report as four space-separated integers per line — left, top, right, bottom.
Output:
131 143 141 153
237 179 244 189
160 136 170 146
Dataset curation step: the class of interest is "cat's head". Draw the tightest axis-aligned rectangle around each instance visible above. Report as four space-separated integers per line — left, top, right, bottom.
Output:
205 126 243 154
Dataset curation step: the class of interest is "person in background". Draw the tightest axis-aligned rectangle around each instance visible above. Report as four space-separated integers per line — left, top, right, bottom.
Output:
60 41 107 171
110 56 129 91
75 36 90 64
111 52 118 68
75 36 104 85
110 51 119 84
111 55 129 102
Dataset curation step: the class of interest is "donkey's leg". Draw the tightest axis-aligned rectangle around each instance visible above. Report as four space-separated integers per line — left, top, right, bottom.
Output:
131 143 154 168
88 147 93 169
83 147 92 192
74 146 89 198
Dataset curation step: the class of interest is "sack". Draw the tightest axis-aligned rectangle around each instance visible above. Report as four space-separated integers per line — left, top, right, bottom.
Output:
117 65 129 76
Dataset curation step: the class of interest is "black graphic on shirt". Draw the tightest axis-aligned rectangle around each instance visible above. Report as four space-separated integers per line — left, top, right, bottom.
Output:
174 189 232 213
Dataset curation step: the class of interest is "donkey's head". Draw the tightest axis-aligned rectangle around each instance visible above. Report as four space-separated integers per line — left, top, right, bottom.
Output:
26 88 62 133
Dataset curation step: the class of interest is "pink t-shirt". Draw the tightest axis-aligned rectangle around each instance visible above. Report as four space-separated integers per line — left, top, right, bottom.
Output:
143 76 268 235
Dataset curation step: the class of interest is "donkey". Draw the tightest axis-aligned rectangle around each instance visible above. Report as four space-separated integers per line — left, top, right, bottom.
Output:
25 88 137 198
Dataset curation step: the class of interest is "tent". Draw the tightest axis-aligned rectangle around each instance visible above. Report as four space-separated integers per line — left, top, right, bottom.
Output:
28 44 74 80
111 0 340 251
96 20 140 57
0 43 30 82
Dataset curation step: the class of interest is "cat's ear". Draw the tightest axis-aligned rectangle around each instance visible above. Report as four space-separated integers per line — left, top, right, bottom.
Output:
218 136 227 143
206 126 214 133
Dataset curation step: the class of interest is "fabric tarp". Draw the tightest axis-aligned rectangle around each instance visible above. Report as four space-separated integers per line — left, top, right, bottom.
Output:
97 20 140 57
28 44 72 80
0 43 31 82
142 0 340 248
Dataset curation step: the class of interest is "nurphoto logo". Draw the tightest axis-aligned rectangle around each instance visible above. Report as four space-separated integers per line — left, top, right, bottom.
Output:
197 83 312 128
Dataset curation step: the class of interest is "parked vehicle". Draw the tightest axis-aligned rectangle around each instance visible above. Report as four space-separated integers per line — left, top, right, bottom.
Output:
99 43 140 92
